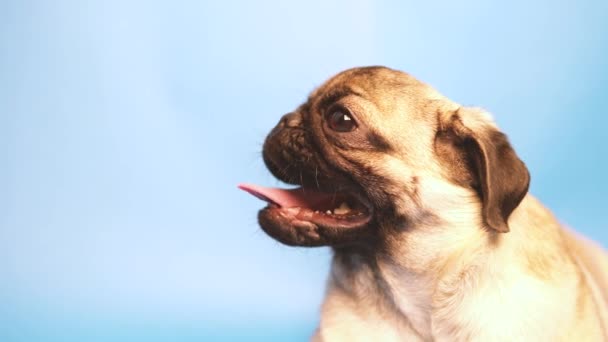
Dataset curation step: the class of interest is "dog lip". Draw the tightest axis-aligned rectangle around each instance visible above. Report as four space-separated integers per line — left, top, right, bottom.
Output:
257 204 373 247
264 205 371 227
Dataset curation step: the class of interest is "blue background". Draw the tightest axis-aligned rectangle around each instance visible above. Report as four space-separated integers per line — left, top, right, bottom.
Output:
1 1 606 341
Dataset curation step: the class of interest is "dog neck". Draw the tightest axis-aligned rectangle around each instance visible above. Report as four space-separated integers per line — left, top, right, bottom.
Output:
323 195 568 340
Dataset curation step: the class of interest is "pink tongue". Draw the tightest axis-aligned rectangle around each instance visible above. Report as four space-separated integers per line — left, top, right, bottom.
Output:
238 183 331 208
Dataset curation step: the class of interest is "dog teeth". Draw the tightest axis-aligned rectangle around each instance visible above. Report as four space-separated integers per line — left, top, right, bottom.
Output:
326 210 332 215
333 202 352 215
285 207 302 215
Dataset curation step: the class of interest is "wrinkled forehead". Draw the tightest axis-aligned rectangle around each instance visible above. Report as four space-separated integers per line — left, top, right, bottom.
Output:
308 67 445 121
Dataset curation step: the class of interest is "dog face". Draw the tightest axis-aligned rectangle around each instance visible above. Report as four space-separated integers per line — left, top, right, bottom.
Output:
242 66 530 249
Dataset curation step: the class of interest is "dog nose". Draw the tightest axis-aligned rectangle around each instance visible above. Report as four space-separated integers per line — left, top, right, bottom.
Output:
279 112 301 128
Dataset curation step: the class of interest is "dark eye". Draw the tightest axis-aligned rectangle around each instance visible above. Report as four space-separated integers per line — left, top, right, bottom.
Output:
327 109 357 132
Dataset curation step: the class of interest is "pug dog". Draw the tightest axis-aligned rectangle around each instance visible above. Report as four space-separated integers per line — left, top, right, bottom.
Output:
239 66 608 341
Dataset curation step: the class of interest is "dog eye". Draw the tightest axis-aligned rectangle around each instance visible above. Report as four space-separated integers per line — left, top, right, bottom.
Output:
327 110 357 132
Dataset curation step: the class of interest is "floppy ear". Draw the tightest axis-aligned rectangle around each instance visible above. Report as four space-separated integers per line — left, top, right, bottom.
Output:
438 108 530 232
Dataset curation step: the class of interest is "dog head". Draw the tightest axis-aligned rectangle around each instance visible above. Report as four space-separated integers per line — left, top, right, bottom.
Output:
240 66 530 249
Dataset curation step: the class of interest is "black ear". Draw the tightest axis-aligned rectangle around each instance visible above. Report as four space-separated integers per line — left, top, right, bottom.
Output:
440 109 530 233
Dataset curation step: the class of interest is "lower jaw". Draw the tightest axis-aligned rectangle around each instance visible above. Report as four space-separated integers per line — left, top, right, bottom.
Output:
258 206 373 247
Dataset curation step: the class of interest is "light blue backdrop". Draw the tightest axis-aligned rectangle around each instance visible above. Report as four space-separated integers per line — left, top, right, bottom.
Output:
1 1 606 341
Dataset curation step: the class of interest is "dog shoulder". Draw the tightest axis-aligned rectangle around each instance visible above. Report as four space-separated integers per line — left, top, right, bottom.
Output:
431 195 607 341
562 227 608 335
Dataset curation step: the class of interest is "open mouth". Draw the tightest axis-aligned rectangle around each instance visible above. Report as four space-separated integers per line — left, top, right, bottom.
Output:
239 183 371 225
238 183 373 246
